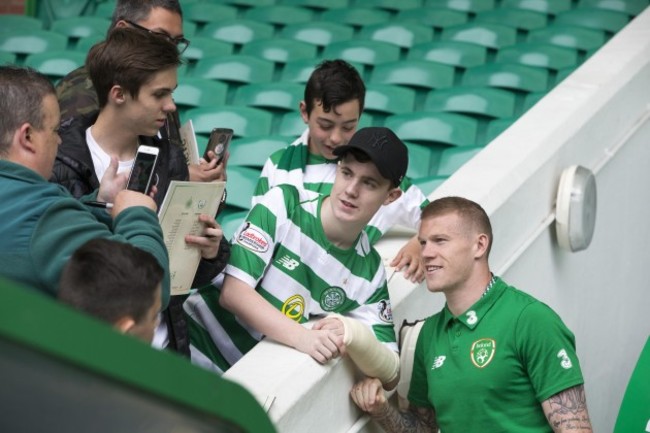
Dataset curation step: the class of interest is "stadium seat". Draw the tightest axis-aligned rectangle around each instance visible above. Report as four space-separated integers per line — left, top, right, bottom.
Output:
185 106 274 141
223 166 264 210
412 174 448 196
353 0 422 12
193 55 275 86
182 20 198 38
279 58 365 84
279 0 349 10
520 91 545 113
495 43 579 71
424 86 517 119
501 0 572 16
357 22 434 49
554 8 630 34
474 8 548 33
577 0 648 17
527 24 607 55
408 40 488 71
404 141 444 179
322 40 401 71
218 208 249 241
239 38 318 66
50 16 110 42
0 14 44 32
173 78 229 119
424 0 497 14
199 19 275 46
280 22 355 49
73 33 104 53
384 112 479 147
370 60 455 91
320 8 392 29
38 0 94 21
227 135 290 169
244 5 314 29
364 84 417 116
233 82 304 113
183 3 238 28
441 22 518 51
461 63 550 93
0 51 17 65
212 0 276 11
24 50 86 83
0 30 68 61
397 7 469 32
182 37 233 64
436 146 483 176
93 1 115 19
484 117 516 144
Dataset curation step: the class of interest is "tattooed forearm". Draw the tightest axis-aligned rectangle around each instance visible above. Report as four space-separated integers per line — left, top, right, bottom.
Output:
372 403 438 433
542 385 593 432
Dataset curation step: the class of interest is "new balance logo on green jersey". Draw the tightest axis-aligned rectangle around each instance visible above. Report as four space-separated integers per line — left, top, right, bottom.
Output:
277 255 300 270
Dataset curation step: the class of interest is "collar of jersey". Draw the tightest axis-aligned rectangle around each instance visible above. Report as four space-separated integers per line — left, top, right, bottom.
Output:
443 276 506 330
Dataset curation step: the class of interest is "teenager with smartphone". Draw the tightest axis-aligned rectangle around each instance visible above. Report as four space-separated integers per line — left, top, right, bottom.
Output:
50 27 226 357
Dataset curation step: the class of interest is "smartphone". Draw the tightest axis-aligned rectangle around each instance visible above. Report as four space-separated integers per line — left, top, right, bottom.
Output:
126 145 160 195
204 127 233 164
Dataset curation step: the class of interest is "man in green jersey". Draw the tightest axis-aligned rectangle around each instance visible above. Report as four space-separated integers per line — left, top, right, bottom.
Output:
253 59 428 283
186 127 407 376
351 197 593 433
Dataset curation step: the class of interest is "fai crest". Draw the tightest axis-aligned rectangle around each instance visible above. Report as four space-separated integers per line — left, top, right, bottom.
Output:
470 338 496 368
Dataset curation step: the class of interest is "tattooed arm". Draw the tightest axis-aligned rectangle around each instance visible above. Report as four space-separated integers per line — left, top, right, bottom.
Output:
541 385 593 432
350 377 438 433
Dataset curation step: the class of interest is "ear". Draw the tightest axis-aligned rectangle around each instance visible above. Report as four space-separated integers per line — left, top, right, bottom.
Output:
15 123 37 154
113 316 136 334
383 187 402 206
114 20 129 29
109 85 126 104
299 101 309 124
474 233 490 260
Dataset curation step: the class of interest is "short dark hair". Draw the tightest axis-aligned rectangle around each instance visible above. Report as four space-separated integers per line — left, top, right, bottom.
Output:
0 66 55 156
111 0 183 28
87 27 181 108
421 197 493 257
304 59 365 116
58 238 164 324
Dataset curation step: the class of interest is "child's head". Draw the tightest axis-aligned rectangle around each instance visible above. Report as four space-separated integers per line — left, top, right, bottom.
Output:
59 238 164 342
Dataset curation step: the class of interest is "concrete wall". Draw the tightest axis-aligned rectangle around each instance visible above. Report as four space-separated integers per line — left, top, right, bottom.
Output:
225 9 650 433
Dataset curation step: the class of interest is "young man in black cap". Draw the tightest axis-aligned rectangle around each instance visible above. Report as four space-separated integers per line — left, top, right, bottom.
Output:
186 127 407 377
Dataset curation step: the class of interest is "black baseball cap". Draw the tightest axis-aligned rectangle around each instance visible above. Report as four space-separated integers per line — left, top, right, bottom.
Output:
333 127 408 186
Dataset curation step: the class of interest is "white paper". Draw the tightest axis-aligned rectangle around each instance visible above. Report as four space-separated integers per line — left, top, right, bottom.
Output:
179 119 200 165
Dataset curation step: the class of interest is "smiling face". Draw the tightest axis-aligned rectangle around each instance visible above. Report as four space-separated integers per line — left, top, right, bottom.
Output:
302 99 361 160
329 153 400 227
120 67 177 137
419 211 487 295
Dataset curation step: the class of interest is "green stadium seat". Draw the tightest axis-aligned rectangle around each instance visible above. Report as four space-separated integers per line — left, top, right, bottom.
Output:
93 1 115 19
404 141 444 179
182 37 233 64
38 0 94 21
370 60 455 91
474 8 548 33
182 20 198 38
364 84 417 116
233 82 304 113
240 38 318 66
73 33 104 53
353 0 422 12
50 16 110 42
185 106 274 142
501 0 571 16
280 22 355 49
384 112 479 147
495 43 579 71
357 22 434 49
484 117 516 144
424 86 517 119
322 40 401 69
228 135 290 168
577 0 648 17
520 91 545 113
184 3 238 28
412 174 448 196
279 0 349 10
193 55 274 85
441 22 518 51
0 14 44 32
0 30 68 61
0 51 17 65
462 63 550 93
174 77 229 119
210 0 276 10
436 146 483 176
320 8 392 29
199 19 275 46
397 7 469 32
244 5 314 29
554 66 577 85
24 50 86 82
224 166 264 210
279 58 365 84
218 208 249 241
554 8 630 34
424 0 497 14
408 41 488 70
527 24 607 54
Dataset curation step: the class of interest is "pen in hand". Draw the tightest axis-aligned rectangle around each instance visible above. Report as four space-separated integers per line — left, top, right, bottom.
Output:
86 201 114 209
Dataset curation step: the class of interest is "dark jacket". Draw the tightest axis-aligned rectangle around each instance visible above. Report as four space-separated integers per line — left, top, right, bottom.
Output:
50 110 230 356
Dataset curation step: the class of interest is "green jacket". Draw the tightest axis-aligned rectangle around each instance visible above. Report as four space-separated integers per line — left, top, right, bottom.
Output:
0 160 170 308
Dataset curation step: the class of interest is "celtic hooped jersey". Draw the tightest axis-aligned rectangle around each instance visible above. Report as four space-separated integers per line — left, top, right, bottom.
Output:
252 129 429 244
186 184 397 373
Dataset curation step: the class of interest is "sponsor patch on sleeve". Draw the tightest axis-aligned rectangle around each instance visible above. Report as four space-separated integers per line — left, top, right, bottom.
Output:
236 222 270 253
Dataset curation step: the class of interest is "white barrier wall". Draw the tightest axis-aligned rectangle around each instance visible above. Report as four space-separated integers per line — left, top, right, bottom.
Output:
225 9 650 433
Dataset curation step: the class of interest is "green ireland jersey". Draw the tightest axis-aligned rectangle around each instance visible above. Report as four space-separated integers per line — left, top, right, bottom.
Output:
408 277 585 433
253 129 429 244
186 184 397 373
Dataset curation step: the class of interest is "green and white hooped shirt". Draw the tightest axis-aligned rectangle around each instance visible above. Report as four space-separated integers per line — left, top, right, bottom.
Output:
186 184 397 373
253 129 429 244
